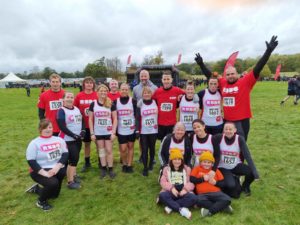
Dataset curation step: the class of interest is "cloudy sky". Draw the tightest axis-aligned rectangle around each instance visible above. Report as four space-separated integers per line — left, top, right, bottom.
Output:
0 0 299 73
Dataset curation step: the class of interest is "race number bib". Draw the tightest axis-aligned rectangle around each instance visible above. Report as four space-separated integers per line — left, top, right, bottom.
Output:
49 100 63 110
144 118 155 127
84 107 89 116
223 97 235 107
47 149 61 161
121 119 133 128
97 118 111 127
208 108 220 117
223 156 235 165
74 115 82 124
161 103 173 112
183 115 193 123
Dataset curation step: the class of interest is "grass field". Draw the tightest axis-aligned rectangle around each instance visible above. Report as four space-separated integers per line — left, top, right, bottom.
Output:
0 82 299 225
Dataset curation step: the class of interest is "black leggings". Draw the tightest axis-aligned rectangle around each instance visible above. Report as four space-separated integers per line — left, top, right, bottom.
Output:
197 192 231 214
219 163 254 198
66 140 82 166
228 118 250 141
140 133 157 170
30 167 66 202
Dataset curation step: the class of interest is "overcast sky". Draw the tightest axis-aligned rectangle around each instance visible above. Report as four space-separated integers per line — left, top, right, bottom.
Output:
0 0 299 73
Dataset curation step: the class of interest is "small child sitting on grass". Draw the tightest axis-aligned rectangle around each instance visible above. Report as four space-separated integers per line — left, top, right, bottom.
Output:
190 151 233 217
159 148 197 220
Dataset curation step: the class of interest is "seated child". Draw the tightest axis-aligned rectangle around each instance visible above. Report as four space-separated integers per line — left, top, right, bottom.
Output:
190 151 232 217
159 148 197 220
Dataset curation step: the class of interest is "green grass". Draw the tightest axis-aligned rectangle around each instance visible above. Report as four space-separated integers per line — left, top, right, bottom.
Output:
0 83 299 225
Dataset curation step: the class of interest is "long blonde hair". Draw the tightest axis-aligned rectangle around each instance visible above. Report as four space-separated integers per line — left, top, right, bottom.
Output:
97 84 112 108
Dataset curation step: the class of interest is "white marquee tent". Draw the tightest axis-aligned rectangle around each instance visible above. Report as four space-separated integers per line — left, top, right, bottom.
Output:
0 72 27 88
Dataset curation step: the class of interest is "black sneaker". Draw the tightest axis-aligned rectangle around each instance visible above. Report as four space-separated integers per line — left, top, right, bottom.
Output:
67 181 81 189
36 200 52 211
126 166 134 173
142 169 148 176
280 101 284 106
242 186 251 196
81 164 91 173
25 184 39 194
148 164 154 171
122 165 127 173
100 169 107 179
109 170 116 179
73 175 81 184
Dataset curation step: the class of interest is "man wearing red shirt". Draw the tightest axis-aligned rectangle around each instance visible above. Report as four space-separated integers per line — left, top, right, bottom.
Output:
37 74 64 136
74 76 98 171
107 79 121 101
195 36 278 140
152 71 185 140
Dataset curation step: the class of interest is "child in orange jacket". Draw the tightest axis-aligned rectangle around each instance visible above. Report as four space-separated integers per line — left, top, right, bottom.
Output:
190 151 232 217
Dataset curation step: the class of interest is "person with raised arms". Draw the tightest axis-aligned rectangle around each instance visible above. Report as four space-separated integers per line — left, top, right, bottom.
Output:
195 36 278 140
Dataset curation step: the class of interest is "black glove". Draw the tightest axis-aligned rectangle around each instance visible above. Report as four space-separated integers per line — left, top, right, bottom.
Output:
194 53 203 65
73 134 82 141
80 130 86 139
266 35 278 52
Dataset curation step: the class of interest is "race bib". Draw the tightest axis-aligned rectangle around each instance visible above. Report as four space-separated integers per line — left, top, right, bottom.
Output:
121 118 133 128
161 103 173 112
183 115 193 123
47 149 61 161
74 115 82 124
49 100 63 110
144 118 155 127
84 108 89 116
97 118 111 127
223 156 235 165
208 108 220 117
223 97 235 107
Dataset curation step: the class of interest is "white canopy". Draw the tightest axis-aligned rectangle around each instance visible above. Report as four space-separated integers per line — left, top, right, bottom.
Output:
0 72 26 82
0 72 27 88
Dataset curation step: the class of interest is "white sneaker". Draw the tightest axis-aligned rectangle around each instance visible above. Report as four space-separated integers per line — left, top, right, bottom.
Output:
179 207 192 220
201 208 211 217
223 205 233 214
164 206 172 214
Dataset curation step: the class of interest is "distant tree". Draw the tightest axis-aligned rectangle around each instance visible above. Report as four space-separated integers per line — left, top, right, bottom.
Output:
106 57 122 78
142 51 164 65
74 71 84 78
83 57 108 78
177 63 193 74
41 67 57 79
60 72 75 78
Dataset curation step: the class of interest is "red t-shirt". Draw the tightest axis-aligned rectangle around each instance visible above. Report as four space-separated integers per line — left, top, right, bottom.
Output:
74 91 98 128
37 89 65 133
219 71 257 121
107 92 121 101
152 86 185 126
190 166 224 194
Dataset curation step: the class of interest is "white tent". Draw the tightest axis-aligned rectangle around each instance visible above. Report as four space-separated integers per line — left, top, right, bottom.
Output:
0 72 27 88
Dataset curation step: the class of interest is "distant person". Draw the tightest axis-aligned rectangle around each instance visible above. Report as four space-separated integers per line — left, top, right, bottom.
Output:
158 148 197 220
195 36 278 141
294 75 300 104
280 76 297 105
107 79 121 101
25 84 31 97
26 119 68 211
37 73 64 136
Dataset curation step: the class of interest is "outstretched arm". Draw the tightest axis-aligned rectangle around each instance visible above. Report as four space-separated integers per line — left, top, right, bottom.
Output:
195 53 212 79
253 35 278 78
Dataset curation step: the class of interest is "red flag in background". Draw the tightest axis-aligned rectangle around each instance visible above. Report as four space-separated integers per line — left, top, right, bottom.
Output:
274 64 281 80
177 53 182 65
127 55 132 65
223 51 239 78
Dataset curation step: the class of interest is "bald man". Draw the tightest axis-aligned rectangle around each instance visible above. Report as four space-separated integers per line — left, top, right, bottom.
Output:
133 70 157 102
195 36 278 141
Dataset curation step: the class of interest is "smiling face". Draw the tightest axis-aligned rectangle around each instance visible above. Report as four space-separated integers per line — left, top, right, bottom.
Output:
98 86 108 100
172 158 183 170
41 123 53 137
225 66 239 84
50 77 61 92
140 70 150 85
185 84 195 99
120 83 129 97
142 88 152 100
109 80 118 92
223 123 237 138
162 74 173 89
173 122 186 140
83 80 95 92
63 92 74 107
193 121 206 137
200 159 213 170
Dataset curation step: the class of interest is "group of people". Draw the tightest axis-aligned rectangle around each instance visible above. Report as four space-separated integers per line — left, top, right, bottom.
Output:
25 36 278 220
